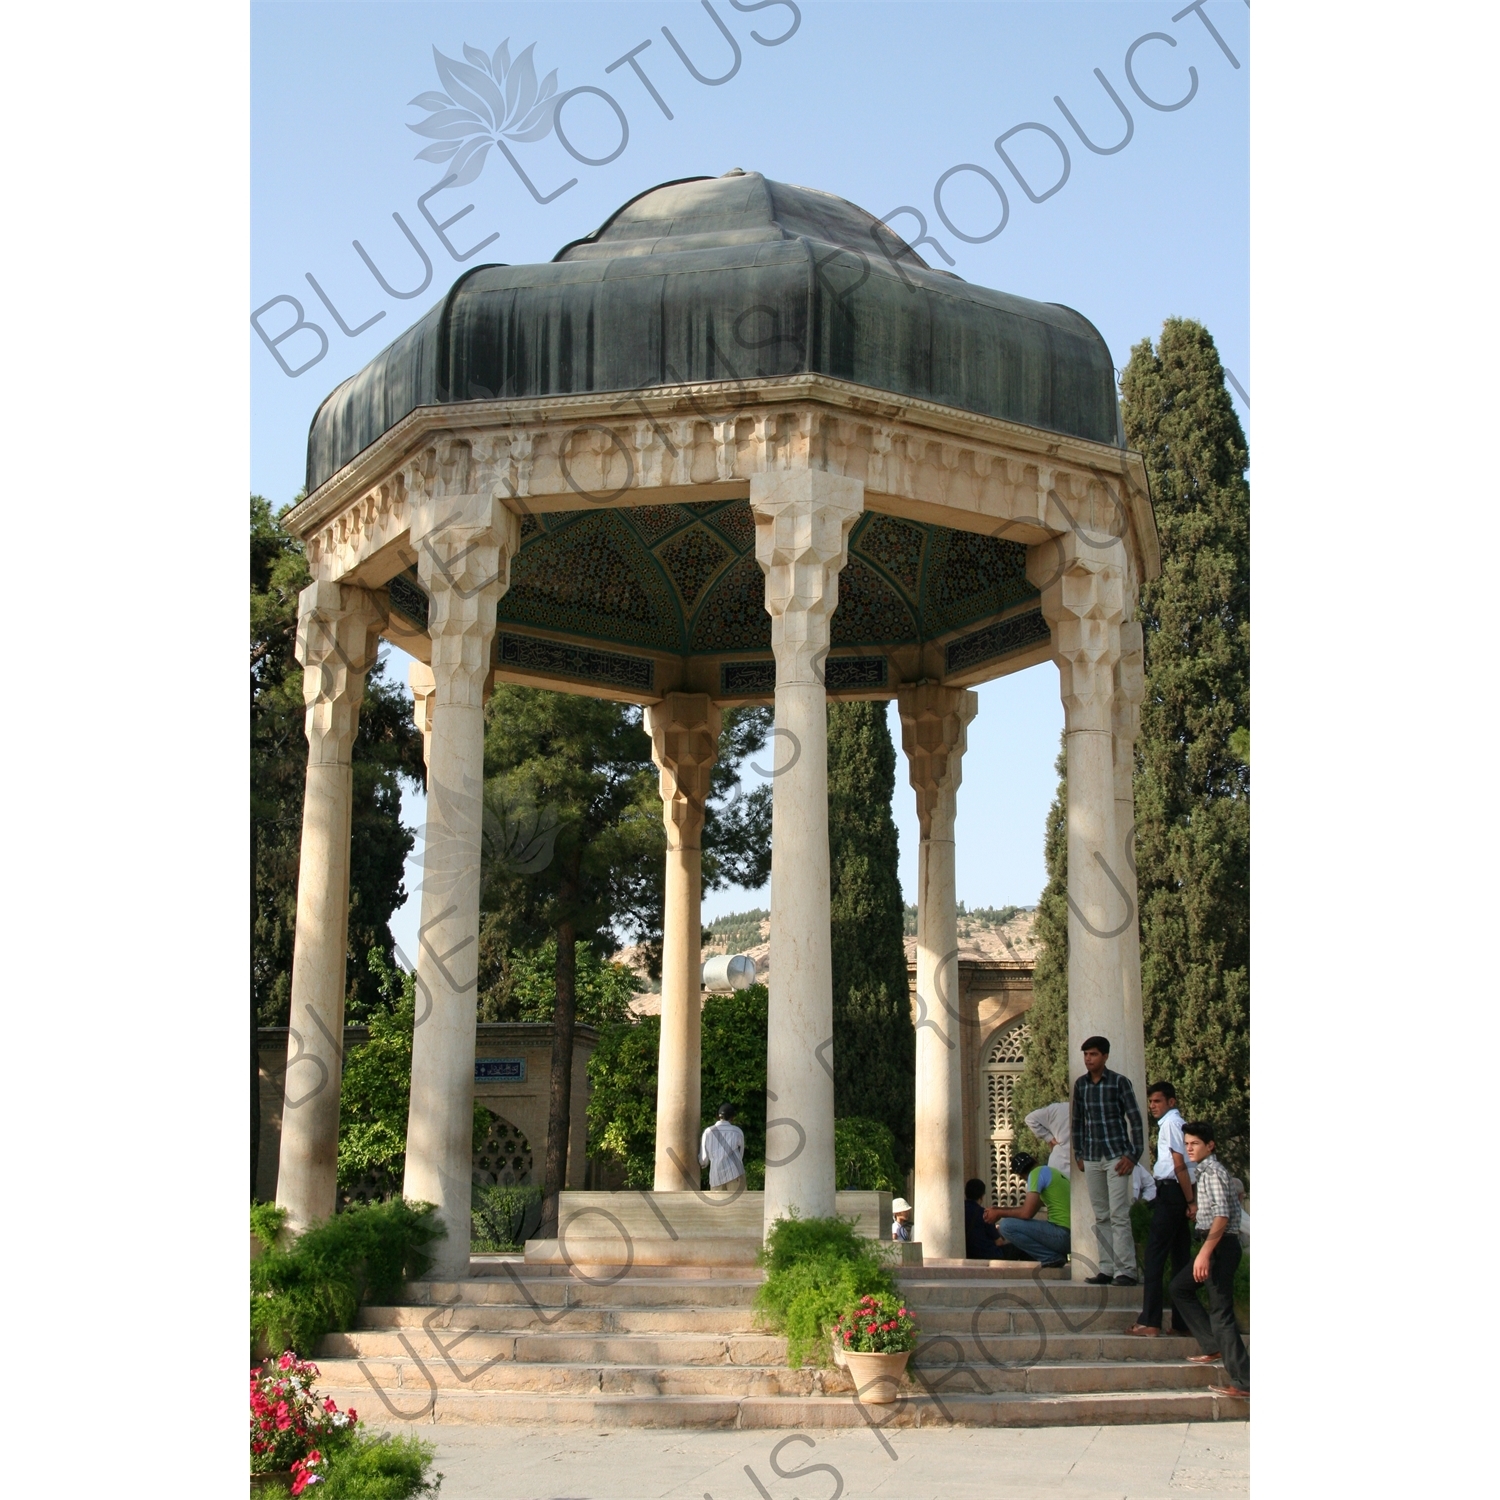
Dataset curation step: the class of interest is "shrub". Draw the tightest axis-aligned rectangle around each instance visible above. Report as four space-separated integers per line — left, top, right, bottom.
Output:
252 1201 289 1252
833 1117 902 1192
472 1183 543 1251
251 1199 444 1357
317 1432 442 1498
832 1292 918 1354
755 1214 899 1367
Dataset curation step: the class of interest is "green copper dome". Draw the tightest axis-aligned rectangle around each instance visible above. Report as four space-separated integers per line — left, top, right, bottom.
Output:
306 171 1121 492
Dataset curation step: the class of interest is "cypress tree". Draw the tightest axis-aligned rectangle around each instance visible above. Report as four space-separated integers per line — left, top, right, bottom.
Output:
826 701 915 1166
1121 319 1250 1180
1014 736 1070 1147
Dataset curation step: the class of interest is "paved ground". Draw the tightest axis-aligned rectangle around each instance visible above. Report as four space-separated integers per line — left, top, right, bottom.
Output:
374 1421 1250 1499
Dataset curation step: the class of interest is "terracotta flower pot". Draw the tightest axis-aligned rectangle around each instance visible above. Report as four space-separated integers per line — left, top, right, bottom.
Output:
843 1348 911 1404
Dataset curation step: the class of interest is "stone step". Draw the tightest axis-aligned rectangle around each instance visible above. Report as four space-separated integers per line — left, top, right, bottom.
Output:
549 1190 893 1245
410 1276 763 1307
912 1331 1246 1366
896 1279 1141 1309
324 1329 790 1367
523 1237 763 1269
360 1304 762 1335
360 1301 1151 1339
309 1382 1247 1429
311 1353 1218 1401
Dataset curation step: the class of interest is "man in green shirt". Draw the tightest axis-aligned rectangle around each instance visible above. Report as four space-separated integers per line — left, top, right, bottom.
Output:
987 1151 1071 1267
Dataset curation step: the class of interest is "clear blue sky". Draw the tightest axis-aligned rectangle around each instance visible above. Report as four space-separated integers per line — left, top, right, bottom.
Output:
251 0 1248 945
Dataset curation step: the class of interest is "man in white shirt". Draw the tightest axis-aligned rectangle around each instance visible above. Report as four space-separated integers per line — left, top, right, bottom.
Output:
1023 1101 1073 1177
699 1102 746 1192
1128 1082 1198 1338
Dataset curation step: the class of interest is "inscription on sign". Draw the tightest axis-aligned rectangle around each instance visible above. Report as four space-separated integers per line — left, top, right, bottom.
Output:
475 1057 526 1083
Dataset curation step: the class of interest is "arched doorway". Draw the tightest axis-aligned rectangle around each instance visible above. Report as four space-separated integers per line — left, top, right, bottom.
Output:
984 1019 1033 1207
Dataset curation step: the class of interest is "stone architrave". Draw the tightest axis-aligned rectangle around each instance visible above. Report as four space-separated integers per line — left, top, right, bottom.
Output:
1112 621 1147 1110
897 684 979 1261
402 486 521 1279
276 581 384 1233
751 469 864 1235
645 693 722 1191
1030 529 1129 1281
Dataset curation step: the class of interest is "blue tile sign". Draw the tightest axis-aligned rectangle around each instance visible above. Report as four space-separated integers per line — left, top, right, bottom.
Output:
475 1057 526 1083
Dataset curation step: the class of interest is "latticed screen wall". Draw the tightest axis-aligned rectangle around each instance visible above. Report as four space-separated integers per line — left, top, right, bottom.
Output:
472 1115 534 1187
985 1020 1033 1207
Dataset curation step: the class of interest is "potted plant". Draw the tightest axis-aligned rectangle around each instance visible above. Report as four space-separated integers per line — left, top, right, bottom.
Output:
250 1352 357 1492
831 1292 918 1404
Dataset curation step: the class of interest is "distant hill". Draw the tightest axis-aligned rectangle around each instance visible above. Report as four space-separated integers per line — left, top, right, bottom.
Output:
621 902 1039 1015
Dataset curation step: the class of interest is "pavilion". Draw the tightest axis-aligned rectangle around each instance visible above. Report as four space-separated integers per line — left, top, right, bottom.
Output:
275 171 1159 1282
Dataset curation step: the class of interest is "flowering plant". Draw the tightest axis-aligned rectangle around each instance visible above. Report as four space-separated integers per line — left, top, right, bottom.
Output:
250 1352 358 1476
832 1292 918 1354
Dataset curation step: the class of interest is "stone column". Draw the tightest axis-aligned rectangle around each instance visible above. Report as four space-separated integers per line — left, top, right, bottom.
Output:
645 692 721 1190
276 581 384 1233
402 490 520 1279
897 684 978 1260
751 469 864 1235
1030 530 1126 1280
1113 621 1147 1108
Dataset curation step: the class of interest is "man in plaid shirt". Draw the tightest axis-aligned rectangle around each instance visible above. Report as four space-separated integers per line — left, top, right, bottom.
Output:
1169 1120 1249 1398
1071 1035 1145 1285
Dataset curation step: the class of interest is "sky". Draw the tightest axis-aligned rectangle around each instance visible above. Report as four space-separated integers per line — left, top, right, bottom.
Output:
250 0 1248 952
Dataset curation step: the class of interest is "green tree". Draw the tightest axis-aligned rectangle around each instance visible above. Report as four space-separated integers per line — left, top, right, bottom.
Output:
479 687 664 1233
336 948 488 1199
505 939 638 1027
251 496 424 1194
586 983 770 1188
826 702 915 1167
1014 737 1071 1156
1121 319 1250 1179
585 1014 662 1188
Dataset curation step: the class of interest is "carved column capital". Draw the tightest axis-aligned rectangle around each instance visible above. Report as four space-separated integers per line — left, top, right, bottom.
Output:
408 661 437 770
1112 619 1144 793
750 470 864 685
644 693 722 853
897 684 979 842
295 581 383 767
412 493 521 708
1030 530 1126 734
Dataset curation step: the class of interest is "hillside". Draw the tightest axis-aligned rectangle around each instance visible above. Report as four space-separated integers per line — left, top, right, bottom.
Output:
620 903 1038 1015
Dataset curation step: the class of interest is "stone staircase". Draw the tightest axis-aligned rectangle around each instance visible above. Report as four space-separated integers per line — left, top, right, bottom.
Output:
313 1259 1249 1429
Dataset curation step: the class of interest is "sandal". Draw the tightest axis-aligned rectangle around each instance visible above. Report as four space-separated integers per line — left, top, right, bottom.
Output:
1186 1353 1221 1363
1211 1385 1249 1399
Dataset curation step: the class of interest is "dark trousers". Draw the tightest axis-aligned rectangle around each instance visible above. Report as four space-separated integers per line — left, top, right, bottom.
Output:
1169 1234 1249 1391
1140 1179 1193 1330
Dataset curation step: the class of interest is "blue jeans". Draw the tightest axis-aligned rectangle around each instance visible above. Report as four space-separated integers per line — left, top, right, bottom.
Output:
995 1216 1070 1265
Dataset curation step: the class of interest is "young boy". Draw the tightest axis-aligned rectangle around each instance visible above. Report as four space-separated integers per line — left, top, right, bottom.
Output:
1128 1082 1197 1338
989 1150 1071 1267
891 1197 914 1242
1169 1121 1249 1398
699 1102 746 1191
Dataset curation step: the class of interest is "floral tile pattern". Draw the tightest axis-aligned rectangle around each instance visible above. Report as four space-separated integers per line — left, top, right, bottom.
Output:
690 554 773 652
852 513 925 592
658 525 732 607
497 509 680 651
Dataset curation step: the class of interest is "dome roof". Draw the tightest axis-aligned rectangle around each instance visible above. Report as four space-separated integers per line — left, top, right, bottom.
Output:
306 171 1120 494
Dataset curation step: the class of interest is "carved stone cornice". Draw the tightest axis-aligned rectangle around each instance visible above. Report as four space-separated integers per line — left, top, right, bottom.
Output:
897 684 979 842
283 375 1158 591
412 483 522 709
1031 530 1126 735
295 581 383 766
644 693 721 853
750 471 864 686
